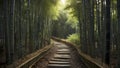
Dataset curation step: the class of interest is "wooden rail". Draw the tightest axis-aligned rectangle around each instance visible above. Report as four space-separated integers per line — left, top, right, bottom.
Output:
17 45 52 68
7 44 53 68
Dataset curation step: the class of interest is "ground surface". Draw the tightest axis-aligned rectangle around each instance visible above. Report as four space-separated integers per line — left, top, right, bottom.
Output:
32 41 88 68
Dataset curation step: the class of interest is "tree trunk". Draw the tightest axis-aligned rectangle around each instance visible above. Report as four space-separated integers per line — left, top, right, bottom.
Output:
117 0 120 67
105 0 111 65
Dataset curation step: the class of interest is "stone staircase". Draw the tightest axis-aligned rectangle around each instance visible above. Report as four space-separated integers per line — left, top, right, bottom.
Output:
47 43 71 68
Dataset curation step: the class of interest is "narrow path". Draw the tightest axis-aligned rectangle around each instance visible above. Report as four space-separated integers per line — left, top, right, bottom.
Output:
47 42 71 68
32 41 88 68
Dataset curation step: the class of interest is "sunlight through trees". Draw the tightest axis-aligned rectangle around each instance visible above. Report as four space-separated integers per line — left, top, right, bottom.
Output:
60 0 66 5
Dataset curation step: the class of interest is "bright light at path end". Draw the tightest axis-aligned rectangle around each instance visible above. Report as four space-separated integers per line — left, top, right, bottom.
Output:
61 0 66 5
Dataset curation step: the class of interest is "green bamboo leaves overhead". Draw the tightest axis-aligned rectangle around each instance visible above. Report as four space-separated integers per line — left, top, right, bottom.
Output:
33 0 60 20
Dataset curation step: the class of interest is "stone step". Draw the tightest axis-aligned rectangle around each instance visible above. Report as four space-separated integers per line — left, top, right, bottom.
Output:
56 51 70 54
54 42 61 45
57 45 69 48
51 58 70 62
47 64 71 68
58 47 69 49
49 61 70 64
57 49 70 52
57 51 70 54
54 54 71 59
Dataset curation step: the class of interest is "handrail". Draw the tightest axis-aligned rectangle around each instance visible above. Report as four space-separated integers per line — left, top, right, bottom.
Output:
17 45 52 68
7 44 53 68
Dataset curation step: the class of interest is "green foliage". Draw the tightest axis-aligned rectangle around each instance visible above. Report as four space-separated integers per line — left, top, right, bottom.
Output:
66 14 78 28
63 0 80 30
39 0 60 20
67 33 80 45
65 0 81 17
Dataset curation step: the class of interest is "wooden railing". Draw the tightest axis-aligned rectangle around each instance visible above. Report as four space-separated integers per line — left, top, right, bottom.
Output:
7 44 53 68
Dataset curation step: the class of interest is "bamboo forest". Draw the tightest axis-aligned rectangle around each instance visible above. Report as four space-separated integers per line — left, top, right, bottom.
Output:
0 0 120 68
